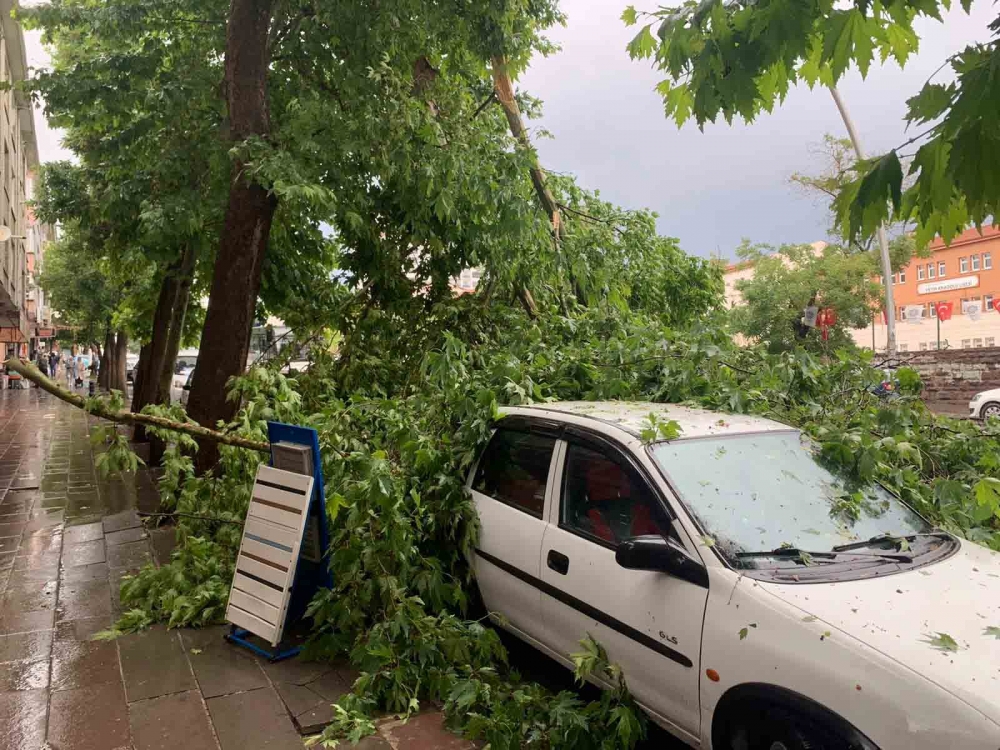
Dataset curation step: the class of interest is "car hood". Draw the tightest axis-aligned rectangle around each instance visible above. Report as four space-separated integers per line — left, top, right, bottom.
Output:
761 540 1000 722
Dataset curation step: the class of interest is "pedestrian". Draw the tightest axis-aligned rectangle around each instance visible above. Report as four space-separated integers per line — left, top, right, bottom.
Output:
48 349 58 379
35 349 48 378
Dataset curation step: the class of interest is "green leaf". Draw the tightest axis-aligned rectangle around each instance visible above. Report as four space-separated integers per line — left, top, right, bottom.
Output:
924 632 960 652
984 626 1000 639
627 24 657 60
621 6 638 25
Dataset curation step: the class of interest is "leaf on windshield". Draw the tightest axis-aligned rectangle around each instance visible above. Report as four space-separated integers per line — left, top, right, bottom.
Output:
924 632 960 653
738 623 757 640
780 469 802 484
715 446 727 458
700 535 716 547
803 528 821 535
984 626 1000 639
801 615 818 622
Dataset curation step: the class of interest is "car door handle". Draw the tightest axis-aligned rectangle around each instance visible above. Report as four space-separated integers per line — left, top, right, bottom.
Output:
547 549 569 575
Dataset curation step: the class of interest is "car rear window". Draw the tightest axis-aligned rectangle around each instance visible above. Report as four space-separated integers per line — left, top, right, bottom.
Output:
473 430 555 518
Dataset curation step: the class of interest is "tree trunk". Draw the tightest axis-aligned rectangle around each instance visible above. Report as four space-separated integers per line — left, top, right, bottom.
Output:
98 330 113 391
131 342 152 414
156 246 196 403
112 330 128 393
185 0 278 473
131 270 179 416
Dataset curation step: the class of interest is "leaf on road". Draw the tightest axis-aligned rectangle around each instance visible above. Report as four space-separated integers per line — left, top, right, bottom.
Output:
984 626 1000 639
924 632 960 653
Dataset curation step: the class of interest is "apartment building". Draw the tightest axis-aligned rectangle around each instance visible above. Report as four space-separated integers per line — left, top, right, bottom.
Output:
0 4 39 360
859 225 1000 352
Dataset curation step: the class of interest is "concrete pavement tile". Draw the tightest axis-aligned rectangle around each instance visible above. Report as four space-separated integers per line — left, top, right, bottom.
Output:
261 656 331 686
51 637 120 691
305 669 352 703
0 609 55 635
62 539 106 567
17 528 62 556
207 687 304 750
1 580 57 612
59 561 109 583
128 690 218 750
106 539 151 569
48 679 131 750
148 527 176 566
0 521 26 537
63 520 103 545
105 526 148 546
23 508 64 532
379 712 474 750
0 658 49 691
11 552 60 573
55 615 114 642
0 631 53 663
354 737 393 750
56 578 112 621
0 535 19 554
38 495 67 509
103 509 142 534
273 680 325 716
0 511 29 523
0 688 48 750
119 626 196 702
181 629 267 699
0 551 13 570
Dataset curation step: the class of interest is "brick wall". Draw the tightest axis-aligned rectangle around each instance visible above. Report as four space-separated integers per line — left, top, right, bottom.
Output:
908 347 1000 407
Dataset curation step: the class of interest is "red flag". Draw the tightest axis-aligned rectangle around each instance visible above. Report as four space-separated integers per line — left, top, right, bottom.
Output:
936 302 954 321
993 299 1000 314
821 308 837 326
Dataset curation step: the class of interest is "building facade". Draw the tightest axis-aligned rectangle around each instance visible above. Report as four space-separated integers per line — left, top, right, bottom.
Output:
855 226 1000 352
0 4 39 360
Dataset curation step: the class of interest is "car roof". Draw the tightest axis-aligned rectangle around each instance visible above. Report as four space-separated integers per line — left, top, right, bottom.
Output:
503 401 792 440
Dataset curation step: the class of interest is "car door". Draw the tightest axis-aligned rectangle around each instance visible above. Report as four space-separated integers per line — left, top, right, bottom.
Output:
469 423 560 642
538 431 708 741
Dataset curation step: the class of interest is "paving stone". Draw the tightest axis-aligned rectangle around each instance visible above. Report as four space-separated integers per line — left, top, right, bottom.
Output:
119 626 196 702
0 535 21 555
103 509 142 534
48 678 131 750
379 711 475 750
0 688 48 749
182 628 267 699
207 687 304 750
0 630 53 664
0 658 49 691
0 511 28 523
23 508 64 532
1 579 58 612
105 526 148 546
107 539 152 569
262 656 331 686
128 690 218 750
0 608 55 636
56 577 112 621
0 521 26 537
307 665 357 701
60 561 110 583
149 527 177 566
0 551 13 570
273 680 325 716
55 615 114 642
51 637 120 691
17 527 62 555
62 539 107 567
11 552 60 573
64 520 104 545
38 495 67 509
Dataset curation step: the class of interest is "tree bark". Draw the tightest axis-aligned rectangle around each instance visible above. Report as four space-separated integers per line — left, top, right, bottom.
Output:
132 269 179 415
112 330 129 393
156 246 196 402
99 329 113 390
185 0 278 473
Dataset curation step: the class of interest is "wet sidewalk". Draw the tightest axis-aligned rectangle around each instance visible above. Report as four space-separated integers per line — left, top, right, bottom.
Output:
0 389 473 750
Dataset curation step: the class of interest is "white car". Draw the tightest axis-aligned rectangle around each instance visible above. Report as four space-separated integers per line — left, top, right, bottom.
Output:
970 388 1000 420
469 401 1000 750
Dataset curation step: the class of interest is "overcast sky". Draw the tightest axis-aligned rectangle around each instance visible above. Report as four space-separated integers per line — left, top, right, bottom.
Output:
25 3 996 260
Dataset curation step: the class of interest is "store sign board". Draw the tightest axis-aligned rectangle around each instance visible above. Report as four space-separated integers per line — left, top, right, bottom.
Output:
918 275 978 295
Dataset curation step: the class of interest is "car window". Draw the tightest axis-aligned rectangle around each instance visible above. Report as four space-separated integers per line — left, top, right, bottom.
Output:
561 443 670 546
473 429 555 518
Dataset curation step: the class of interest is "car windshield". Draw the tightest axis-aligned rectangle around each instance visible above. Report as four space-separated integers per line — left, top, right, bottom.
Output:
650 431 930 564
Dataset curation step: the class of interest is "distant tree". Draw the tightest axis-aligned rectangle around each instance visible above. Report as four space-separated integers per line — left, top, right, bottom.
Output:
730 241 882 353
623 0 1000 246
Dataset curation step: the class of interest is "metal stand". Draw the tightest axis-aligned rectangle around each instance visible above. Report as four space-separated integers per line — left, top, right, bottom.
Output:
224 626 302 662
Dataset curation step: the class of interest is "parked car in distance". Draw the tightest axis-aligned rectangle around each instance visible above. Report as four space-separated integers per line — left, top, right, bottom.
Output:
170 350 198 404
970 388 1000 420
470 401 1000 750
179 368 195 407
126 354 139 383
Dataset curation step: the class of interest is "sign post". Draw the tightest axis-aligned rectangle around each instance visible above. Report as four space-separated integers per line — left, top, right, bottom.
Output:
224 422 332 661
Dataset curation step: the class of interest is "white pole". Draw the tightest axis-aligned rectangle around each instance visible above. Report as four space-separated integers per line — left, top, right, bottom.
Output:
829 86 897 355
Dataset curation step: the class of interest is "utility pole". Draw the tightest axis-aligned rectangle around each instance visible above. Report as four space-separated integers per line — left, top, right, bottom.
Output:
829 86 897 355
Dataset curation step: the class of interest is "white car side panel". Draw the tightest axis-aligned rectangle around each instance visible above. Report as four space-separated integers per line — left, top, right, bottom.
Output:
699 568 1000 750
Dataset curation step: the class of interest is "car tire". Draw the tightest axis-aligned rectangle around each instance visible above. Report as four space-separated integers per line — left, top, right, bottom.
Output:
725 704 831 750
982 402 1000 420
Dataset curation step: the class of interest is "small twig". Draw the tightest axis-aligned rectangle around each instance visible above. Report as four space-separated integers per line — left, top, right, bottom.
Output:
470 90 496 120
556 203 629 238
137 510 244 526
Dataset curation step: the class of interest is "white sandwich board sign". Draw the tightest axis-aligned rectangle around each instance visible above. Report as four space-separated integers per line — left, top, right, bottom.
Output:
226 464 315 647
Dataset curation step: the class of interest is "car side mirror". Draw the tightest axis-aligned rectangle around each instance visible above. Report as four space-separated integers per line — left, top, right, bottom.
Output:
616 535 708 588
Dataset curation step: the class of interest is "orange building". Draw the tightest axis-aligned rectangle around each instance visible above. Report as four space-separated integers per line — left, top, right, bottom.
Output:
855 225 1000 352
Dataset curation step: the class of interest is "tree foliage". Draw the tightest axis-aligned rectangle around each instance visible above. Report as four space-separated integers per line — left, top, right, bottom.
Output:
623 0 999 246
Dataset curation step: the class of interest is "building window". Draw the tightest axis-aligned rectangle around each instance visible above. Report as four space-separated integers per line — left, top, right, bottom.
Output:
930 303 937 318
962 339 972 349
960 297 969 313
898 268 906 283
899 306 907 321
939 261 946 277
974 338 984 348
987 337 996 348
917 265 925 280
961 257 969 273
986 294 994 313
919 342 928 351
985 253 993 270
973 254 982 272
927 263 936 279
899 343 909 352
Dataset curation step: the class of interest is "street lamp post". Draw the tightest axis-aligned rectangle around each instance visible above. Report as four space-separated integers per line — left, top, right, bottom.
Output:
829 86 897 356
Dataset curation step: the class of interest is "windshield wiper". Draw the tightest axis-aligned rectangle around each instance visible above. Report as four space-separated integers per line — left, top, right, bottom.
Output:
832 532 951 553
736 547 912 564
